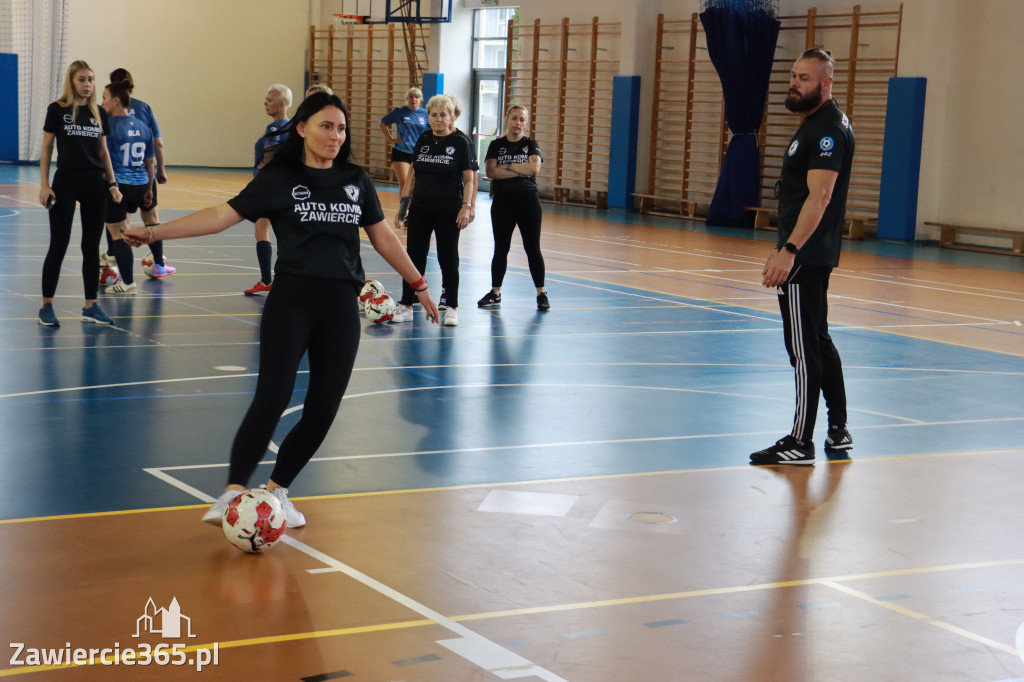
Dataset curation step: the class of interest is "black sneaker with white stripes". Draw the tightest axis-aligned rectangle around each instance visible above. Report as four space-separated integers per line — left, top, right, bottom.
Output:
825 425 853 451
477 290 501 307
750 435 815 465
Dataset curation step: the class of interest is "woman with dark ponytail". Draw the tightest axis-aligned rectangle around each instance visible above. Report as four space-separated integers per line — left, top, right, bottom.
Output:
123 93 440 529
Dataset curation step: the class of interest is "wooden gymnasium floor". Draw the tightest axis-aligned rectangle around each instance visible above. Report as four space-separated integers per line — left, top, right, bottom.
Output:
1 166 1023 681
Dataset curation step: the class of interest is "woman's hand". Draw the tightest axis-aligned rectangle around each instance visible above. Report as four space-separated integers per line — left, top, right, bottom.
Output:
456 206 472 230
110 187 123 204
39 186 55 208
122 224 151 248
416 287 440 324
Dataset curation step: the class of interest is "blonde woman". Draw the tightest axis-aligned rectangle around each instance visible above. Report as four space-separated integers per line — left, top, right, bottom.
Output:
38 60 122 326
379 87 427 226
305 83 333 97
480 105 548 310
393 95 474 326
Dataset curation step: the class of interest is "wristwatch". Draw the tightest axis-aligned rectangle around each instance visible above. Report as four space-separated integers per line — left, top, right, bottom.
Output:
782 242 799 254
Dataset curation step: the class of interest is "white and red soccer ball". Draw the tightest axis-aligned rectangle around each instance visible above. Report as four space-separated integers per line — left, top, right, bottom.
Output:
358 280 386 312
222 488 287 553
364 293 397 324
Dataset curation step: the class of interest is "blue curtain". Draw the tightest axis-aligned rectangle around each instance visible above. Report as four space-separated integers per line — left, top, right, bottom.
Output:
699 5 780 227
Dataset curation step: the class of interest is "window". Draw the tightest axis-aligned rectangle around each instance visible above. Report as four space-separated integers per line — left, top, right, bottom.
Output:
473 7 518 69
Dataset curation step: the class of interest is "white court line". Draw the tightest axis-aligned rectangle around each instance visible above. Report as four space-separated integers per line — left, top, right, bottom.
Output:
547 229 1024 300
148 416 1024 472
149 469 567 680
4 362 1023 401
545 230 1024 306
0 193 39 207
835 271 1024 303
546 230 763 267
832 295 1011 323
541 275 777 322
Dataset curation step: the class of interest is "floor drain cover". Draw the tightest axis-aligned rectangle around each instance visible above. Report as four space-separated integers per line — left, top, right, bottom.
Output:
626 511 678 524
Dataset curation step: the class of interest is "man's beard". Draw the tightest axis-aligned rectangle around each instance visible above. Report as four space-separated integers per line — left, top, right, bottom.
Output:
785 83 823 112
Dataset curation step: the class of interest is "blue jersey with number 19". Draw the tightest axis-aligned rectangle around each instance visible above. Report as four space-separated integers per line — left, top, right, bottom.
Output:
105 114 155 185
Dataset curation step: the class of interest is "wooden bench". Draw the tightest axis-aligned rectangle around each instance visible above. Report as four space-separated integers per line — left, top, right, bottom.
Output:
633 193 699 218
925 221 1024 256
548 185 608 210
744 206 871 240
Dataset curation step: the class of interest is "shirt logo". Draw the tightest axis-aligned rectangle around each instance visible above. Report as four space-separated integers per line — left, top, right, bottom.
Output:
90 118 97 126
291 185 311 200
787 140 799 156
63 114 73 124
344 184 360 202
819 137 834 151
445 146 455 156
499 147 506 155
841 113 850 129
420 146 429 153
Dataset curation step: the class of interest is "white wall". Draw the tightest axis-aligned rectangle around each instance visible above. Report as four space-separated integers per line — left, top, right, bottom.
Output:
65 0 310 168
782 0 1024 234
58 0 1024 235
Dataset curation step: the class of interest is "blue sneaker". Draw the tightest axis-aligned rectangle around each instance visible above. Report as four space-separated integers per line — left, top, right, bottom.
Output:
38 303 60 327
82 303 114 325
150 261 176 277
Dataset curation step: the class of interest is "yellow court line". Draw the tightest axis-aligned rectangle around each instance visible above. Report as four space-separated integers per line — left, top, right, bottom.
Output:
3 446 1021 526
550 269 1024 358
4 558 1021 677
822 580 1019 657
0 620 436 677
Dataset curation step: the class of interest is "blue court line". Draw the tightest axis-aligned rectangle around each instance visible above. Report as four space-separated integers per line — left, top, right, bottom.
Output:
798 601 843 610
562 629 606 640
876 593 912 602
391 653 442 666
724 609 765 618
643 618 688 628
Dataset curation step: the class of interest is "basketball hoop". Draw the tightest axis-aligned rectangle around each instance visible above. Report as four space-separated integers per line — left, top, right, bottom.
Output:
332 13 363 38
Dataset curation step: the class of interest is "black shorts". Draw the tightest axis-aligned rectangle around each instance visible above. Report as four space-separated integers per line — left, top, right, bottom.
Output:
391 148 415 164
105 181 157 223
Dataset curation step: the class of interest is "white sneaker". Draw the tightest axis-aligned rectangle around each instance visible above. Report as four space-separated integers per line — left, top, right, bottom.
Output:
390 304 413 323
201 490 241 525
108 281 137 295
268 486 306 528
443 307 458 326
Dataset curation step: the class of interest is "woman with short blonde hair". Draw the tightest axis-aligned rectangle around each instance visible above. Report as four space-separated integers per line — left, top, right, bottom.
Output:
379 87 428 227
393 93 474 326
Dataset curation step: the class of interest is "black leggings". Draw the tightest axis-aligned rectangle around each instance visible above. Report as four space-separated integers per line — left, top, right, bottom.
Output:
227 275 362 488
489 191 545 288
400 204 462 308
42 168 107 299
778 264 848 442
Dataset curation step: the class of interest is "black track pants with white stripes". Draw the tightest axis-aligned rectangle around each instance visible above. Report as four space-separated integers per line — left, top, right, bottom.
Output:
777 264 848 443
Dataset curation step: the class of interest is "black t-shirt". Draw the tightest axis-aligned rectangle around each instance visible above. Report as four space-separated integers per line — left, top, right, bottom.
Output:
777 98 855 267
43 102 110 170
486 136 542 194
227 163 384 284
453 128 479 171
411 130 474 210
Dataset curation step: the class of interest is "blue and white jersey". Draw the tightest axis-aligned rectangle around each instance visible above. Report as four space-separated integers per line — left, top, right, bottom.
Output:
105 114 155 185
125 97 162 138
254 118 290 174
381 107 428 154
